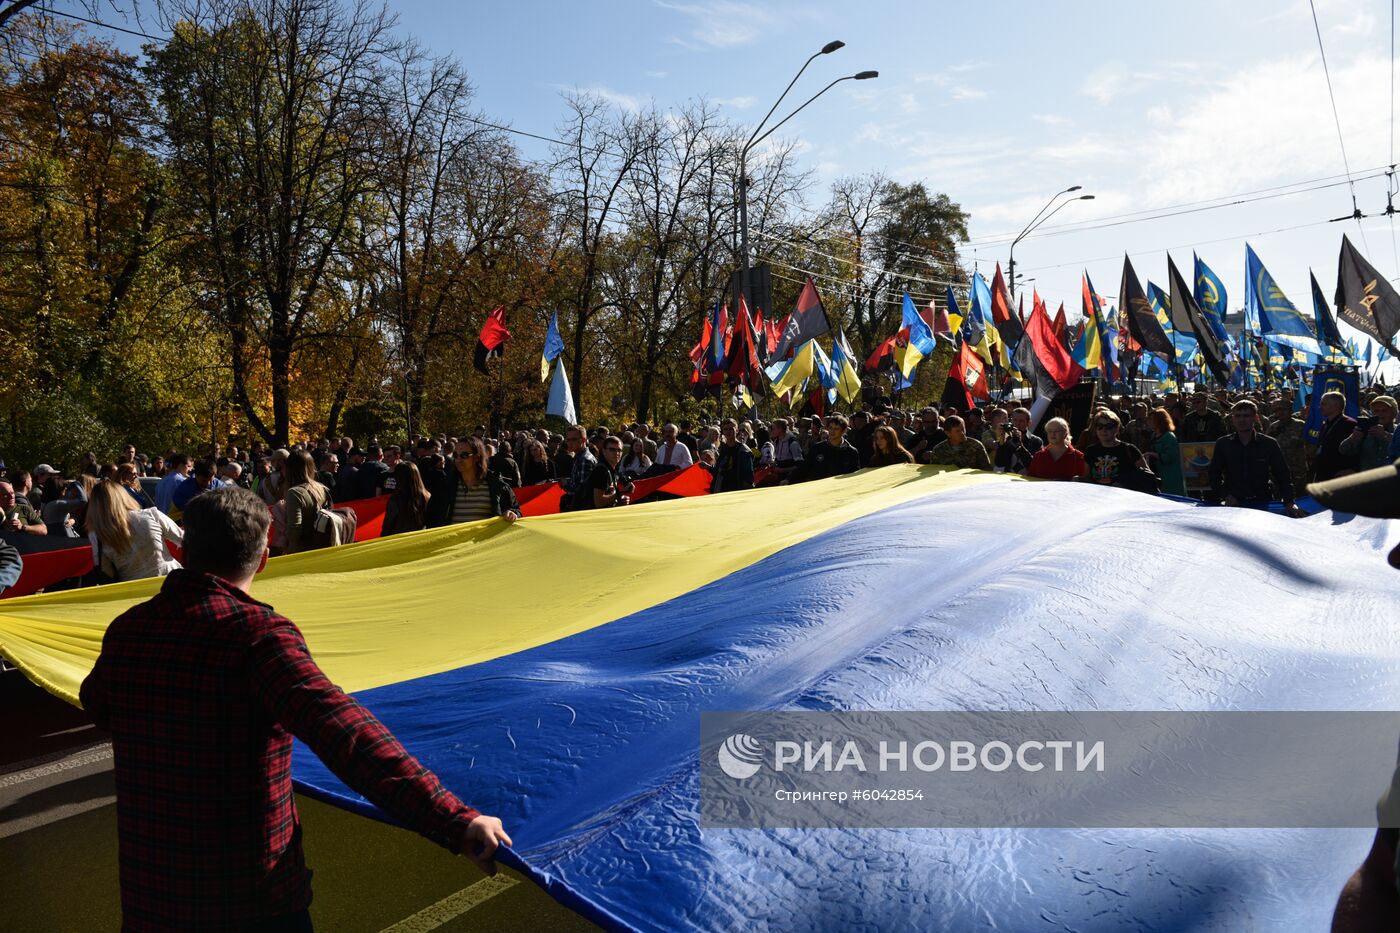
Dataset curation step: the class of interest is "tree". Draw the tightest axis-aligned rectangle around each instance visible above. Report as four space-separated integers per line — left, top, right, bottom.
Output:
150 0 394 446
820 173 969 358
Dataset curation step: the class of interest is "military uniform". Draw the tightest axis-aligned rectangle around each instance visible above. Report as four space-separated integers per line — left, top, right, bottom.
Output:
1268 416 1311 497
926 438 992 471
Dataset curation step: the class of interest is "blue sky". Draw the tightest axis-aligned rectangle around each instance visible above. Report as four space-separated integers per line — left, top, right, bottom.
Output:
387 0 1395 355
64 0 1399 365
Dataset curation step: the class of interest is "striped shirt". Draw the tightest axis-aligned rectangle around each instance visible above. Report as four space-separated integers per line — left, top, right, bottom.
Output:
450 480 494 524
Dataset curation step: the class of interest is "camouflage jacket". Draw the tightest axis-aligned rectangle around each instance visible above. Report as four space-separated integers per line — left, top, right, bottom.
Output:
927 438 993 471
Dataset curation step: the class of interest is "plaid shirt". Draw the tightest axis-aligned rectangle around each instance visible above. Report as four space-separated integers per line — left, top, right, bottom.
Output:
80 570 480 931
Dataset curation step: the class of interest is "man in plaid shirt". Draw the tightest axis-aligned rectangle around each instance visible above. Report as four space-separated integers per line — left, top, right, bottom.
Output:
80 486 510 932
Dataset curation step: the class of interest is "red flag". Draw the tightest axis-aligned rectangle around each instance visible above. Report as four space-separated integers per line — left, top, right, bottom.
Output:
930 299 951 340
918 304 935 330
1051 303 1068 343
942 342 989 409
689 314 712 366
474 305 511 373
990 263 1012 325
1027 299 1083 390
765 317 781 354
1017 293 1026 326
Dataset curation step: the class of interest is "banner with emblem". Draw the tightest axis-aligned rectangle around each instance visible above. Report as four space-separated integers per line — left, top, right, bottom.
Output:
1302 365 1361 443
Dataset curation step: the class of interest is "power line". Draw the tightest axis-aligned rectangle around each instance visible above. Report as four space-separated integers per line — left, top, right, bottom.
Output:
1389 0 1399 282
752 228 964 290
1308 0 1370 252
33 4 631 159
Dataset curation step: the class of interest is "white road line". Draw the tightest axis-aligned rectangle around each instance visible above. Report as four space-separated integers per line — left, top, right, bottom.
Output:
0 745 112 789
377 874 520 933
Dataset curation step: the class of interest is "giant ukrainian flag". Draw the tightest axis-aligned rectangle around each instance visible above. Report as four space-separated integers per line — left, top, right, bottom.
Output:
2 469 1397 931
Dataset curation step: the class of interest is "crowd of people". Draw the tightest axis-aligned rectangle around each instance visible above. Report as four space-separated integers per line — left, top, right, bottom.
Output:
1 382 1396 593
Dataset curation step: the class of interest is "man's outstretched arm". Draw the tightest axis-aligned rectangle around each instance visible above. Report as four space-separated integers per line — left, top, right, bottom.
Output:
251 620 512 873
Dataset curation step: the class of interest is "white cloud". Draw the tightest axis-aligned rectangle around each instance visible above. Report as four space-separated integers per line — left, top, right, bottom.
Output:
1036 136 1121 162
646 70 669 79
1034 114 1072 126
1081 61 1130 104
950 85 988 101
1142 52 1390 203
654 0 778 49
1081 60 1214 104
898 92 919 114
714 95 756 110
556 83 644 113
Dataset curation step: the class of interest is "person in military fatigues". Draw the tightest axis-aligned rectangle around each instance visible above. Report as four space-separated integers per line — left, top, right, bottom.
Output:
1266 397 1312 498
926 415 993 471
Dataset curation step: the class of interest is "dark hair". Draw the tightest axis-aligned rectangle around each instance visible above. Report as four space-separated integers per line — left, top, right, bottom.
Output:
170 453 190 468
1148 408 1175 434
824 413 850 430
391 461 429 525
870 425 915 466
181 487 270 579
193 459 216 480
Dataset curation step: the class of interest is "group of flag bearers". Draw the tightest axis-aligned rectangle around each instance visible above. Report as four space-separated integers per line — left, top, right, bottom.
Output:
471 233 1399 427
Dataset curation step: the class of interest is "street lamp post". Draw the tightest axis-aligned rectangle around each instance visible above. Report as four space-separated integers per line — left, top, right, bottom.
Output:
737 43 876 310
1007 187 1093 302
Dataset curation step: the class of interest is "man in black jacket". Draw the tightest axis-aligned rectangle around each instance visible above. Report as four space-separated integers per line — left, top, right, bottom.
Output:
1178 392 1228 442
796 414 861 482
1207 400 1300 514
1312 390 1360 483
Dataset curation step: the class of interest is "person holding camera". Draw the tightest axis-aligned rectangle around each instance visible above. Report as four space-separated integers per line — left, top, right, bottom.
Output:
587 436 634 509
1340 395 1397 472
994 407 1043 474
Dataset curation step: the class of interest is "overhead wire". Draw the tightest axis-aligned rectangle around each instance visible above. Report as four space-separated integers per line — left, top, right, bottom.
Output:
1309 0 1371 252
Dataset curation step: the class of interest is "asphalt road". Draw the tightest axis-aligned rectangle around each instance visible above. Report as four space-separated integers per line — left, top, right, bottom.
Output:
1 671 599 932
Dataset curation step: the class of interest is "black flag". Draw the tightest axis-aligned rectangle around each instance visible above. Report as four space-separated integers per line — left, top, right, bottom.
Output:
1167 255 1231 383
1309 269 1347 352
1335 234 1400 355
1120 254 1174 357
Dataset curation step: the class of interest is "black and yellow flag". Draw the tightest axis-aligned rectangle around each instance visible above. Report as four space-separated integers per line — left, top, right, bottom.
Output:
1335 234 1400 356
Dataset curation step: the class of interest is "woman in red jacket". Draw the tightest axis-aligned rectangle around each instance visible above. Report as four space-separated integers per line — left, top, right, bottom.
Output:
1027 417 1089 481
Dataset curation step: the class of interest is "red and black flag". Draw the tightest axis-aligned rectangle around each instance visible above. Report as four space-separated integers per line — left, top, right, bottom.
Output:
770 277 831 360
474 305 511 374
941 341 991 410
990 262 1023 345
1120 254 1174 357
726 297 763 388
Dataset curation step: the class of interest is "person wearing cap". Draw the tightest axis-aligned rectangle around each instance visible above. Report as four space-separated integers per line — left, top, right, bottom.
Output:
31 464 57 508
1177 392 1228 443
1321 458 1400 927
1340 395 1398 473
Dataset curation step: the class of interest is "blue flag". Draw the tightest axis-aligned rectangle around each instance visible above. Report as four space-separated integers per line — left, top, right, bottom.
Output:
1245 244 1321 354
710 299 726 370
1193 253 1231 342
1302 368 1360 443
540 310 565 382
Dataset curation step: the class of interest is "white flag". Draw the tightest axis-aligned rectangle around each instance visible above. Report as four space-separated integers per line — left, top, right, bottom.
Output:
547 357 577 424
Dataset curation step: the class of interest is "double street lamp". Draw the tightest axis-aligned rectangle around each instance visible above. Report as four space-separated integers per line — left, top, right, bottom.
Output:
1007 186 1095 302
738 41 877 310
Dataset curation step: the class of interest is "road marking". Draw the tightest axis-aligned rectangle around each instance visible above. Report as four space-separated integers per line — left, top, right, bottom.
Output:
377 874 520 932
0 745 112 789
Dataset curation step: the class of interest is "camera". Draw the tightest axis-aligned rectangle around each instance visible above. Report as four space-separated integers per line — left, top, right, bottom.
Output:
1357 416 1378 433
